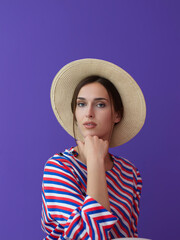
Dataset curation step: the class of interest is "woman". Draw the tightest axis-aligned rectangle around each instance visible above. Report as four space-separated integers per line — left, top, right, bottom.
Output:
41 59 146 240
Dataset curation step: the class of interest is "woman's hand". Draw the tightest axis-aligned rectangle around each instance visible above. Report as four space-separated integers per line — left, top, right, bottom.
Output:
77 135 109 166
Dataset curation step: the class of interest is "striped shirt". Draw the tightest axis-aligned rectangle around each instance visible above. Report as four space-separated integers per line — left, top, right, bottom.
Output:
41 147 142 240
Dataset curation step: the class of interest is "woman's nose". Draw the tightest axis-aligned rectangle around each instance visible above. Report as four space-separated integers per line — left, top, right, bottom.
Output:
86 105 94 118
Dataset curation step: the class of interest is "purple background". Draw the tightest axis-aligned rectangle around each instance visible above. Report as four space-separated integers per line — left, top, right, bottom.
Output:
0 1 179 239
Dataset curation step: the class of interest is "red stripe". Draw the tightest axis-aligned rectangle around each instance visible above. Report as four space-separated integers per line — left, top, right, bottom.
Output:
44 169 77 186
48 205 74 212
46 196 83 205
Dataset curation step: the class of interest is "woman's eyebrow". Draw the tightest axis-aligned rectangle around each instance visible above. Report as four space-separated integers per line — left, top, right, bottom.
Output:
94 98 109 101
77 97 86 100
77 97 108 101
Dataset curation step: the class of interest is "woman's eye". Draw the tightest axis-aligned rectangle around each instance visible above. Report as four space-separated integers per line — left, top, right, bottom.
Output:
77 102 86 107
97 103 105 108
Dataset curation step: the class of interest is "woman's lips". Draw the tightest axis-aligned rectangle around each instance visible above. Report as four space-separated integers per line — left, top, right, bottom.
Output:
83 121 97 129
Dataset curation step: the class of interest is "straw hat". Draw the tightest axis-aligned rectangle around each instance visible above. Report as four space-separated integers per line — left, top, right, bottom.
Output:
50 58 146 147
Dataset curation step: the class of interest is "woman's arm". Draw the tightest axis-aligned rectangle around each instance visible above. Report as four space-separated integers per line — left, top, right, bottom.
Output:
77 135 111 212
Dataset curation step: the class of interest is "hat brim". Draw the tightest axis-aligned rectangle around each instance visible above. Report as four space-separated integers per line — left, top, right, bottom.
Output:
50 58 146 147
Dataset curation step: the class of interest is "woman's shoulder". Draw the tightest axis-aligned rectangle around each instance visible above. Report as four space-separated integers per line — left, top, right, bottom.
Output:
112 154 135 169
44 147 83 172
111 154 141 179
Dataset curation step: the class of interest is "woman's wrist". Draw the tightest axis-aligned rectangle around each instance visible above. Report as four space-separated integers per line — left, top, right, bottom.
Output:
86 157 105 170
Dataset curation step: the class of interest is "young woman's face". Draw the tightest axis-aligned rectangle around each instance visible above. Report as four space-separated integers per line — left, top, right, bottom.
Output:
75 82 120 141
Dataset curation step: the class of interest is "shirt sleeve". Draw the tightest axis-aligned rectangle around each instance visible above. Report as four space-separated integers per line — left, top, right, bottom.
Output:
130 168 142 237
41 157 118 240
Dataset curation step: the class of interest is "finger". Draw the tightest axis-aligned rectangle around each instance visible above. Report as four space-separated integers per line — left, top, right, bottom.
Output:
76 140 84 145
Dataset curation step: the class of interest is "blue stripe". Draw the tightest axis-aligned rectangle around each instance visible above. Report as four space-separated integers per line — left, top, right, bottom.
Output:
49 208 72 215
43 181 80 194
43 189 83 201
46 199 80 207
84 208 107 216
